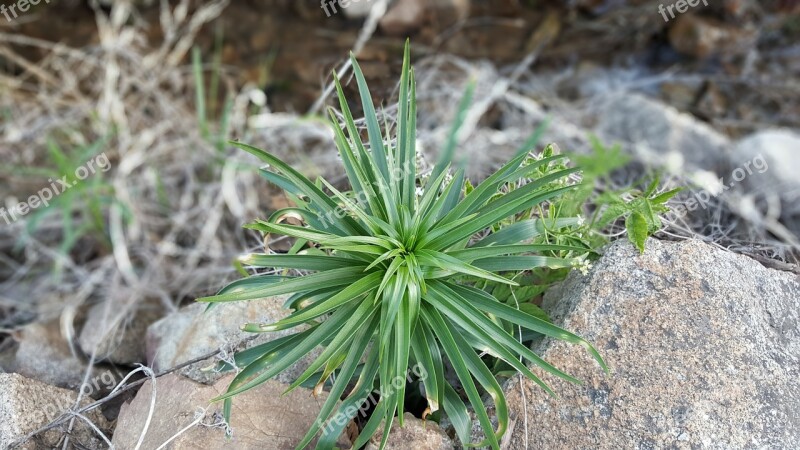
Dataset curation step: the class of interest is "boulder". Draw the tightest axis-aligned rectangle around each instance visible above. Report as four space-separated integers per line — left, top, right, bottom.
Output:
590 93 731 172
669 14 758 59
731 129 800 216
503 238 800 449
366 412 454 450
146 297 320 385
78 301 161 365
0 373 111 450
9 321 108 390
111 373 347 449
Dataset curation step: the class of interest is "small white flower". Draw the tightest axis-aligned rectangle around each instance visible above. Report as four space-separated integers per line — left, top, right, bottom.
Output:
576 215 586 226
415 187 424 197
571 256 593 276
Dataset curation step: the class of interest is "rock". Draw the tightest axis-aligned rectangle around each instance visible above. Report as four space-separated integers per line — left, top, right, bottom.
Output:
731 129 800 215
78 301 161 365
591 92 731 172
379 0 469 36
111 373 347 449
10 321 105 390
146 297 320 385
0 373 111 450
668 14 757 59
366 412 454 450
502 238 800 449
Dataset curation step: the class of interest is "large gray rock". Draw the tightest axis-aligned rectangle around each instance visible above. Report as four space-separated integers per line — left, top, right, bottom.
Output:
112 373 347 449
146 297 319 385
366 413 454 450
591 93 732 172
0 373 111 450
732 129 800 215
503 238 799 449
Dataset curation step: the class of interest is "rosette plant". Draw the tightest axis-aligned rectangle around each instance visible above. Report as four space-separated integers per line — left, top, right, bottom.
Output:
199 42 607 449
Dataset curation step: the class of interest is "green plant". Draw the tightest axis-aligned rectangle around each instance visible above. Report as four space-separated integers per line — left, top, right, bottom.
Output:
192 41 233 155
199 43 606 449
595 174 682 253
5 133 124 273
530 137 680 254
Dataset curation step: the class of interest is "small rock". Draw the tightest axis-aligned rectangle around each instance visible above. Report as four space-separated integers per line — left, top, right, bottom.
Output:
0 373 111 450
380 0 469 36
78 301 161 365
366 412 454 450
504 239 800 449
731 129 800 214
111 373 347 449
590 92 731 172
146 296 319 385
10 321 106 390
660 81 701 112
668 14 757 59
342 0 377 19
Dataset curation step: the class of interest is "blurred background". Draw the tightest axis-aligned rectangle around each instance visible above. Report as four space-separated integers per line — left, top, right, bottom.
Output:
0 0 798 444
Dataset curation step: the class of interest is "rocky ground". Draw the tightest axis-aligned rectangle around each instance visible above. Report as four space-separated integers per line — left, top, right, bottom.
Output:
1 0 799 448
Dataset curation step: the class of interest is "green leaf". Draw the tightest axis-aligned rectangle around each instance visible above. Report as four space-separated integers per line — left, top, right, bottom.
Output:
416 249 517 286
650 187 683 204
473 218 581 247
626 211 649 253
450 283 608 373
230 141 364 236
243 271 381 331
197 266 367 303
430 80 474 184
237 254 363 271
423 306 503 450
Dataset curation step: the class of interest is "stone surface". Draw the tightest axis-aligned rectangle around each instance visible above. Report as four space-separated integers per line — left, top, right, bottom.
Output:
502 238 800 449
78 301 161 365
669 14 758 59
146 296 319 385
731 129 800 215
0 373 111 450
111 373 346 449
366 412 454 450
590 92 732 172
8 321 104 390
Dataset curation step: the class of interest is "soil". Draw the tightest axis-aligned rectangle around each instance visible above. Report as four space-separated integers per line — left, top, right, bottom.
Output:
5 0 799 136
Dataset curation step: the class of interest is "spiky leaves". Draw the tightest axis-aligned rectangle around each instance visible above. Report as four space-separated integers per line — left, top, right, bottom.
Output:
199 41 606 450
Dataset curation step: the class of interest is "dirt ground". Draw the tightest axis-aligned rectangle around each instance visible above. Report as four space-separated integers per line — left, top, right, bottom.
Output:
7 0 800 133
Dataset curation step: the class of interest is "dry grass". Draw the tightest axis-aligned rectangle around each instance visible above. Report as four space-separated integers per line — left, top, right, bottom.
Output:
0 1 797 446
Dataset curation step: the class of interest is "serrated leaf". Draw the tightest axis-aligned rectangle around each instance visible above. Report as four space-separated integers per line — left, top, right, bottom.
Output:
626 211 649 253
